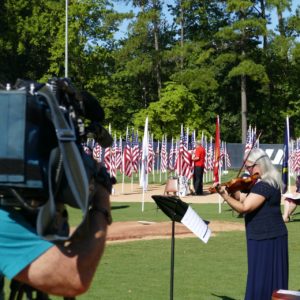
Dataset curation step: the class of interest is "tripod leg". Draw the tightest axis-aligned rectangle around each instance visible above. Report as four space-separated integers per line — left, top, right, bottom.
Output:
16 288 25 300
9 280 22 300
9 279 76 300
0 276 4 300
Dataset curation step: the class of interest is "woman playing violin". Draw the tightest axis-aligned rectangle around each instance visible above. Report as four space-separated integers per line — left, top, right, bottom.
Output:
214 148 288 300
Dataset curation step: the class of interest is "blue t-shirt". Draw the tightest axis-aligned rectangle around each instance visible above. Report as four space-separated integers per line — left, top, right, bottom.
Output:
0 208 53 279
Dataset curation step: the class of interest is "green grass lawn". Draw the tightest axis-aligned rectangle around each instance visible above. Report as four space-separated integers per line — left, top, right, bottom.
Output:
4 202 300 300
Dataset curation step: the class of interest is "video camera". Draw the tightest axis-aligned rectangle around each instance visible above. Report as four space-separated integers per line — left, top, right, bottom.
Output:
0 77 113 241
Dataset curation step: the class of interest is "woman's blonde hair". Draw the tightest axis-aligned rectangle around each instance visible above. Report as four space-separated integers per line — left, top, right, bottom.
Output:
246 148 282 189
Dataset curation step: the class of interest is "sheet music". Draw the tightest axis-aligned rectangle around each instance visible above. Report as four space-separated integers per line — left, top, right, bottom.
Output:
282 192 300 200
277 289 300 296
181 206 211 243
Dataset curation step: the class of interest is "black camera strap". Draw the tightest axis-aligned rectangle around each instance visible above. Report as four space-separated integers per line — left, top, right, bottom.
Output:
36 85 89 241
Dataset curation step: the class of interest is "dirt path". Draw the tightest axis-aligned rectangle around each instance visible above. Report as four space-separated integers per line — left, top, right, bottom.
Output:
107 182 291 243
106 220 244 244
107 183 245 243
110 182 222 204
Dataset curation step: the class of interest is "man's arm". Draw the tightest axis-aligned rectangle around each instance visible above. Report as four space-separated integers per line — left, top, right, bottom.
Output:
192 148 199 161
15 185 110 297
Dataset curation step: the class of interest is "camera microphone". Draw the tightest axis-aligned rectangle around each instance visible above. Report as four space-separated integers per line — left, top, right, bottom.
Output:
79 91 112 148
87 123 113 148
80 91 105 123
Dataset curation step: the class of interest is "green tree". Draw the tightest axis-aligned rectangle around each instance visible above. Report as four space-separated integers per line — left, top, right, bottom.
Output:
0 0 124 84
215 0 268 143
133 82 202 138
264 2 300 140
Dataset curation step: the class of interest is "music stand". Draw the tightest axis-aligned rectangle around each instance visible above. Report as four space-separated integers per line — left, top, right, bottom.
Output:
152 195 211 300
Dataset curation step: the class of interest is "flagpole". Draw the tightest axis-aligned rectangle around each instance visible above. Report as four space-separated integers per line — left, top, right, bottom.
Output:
152 134 155 182
140 117 149 212
142 189 145 212
218 163 222 213
287 116 291 193
122 151 125 194
213 115 222 213
157 139 160 177
282 116 290 194
160 137 162 182
65 0 68 78
205 135 208 184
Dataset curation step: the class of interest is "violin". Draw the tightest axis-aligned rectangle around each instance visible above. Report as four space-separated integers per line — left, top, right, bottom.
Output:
209 173 260 194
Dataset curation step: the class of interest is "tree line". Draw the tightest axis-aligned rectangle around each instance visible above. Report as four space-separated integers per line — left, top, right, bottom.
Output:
0 0 299 143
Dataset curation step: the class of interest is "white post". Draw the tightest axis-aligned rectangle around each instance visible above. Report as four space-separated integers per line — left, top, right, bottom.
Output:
218 164 222 213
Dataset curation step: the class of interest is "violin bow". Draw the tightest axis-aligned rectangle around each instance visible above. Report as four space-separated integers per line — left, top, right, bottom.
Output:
236 130 263 178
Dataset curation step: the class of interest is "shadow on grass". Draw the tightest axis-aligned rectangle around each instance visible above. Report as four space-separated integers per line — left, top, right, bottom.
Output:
111 205 130 210
211 293 238 300
289 211 300 222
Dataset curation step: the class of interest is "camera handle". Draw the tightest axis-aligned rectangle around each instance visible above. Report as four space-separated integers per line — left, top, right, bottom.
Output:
8 279 75 300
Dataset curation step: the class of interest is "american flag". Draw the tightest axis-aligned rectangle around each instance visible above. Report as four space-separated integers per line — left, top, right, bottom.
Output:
104 124 112 172
147 136 155 173
160 135 167 173
290 138 300 174
83 143 92 156
168 138 176 171
104 146 111 172
92 142 102 163
132 130 140 173
224 142 231 169
203 135 208 173
115 135 123 172
156 140 160 171
175 132 183 176
219 141 231 169
174 140 180 174
176 126 193 179
207 136 214 171
109 134 117 178
244 125 253 155
220 141 225 168
244 125 259 155
252 127 258 148
123 128 133 177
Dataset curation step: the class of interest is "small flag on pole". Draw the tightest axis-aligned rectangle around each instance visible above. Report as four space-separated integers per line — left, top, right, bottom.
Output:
282 116 290 193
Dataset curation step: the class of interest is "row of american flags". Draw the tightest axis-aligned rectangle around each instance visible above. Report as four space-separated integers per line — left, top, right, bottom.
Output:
83 115 300 198
281 116 300 193
82 124 232 183
288 139 300 174
244 125 260 154
246 117 300 194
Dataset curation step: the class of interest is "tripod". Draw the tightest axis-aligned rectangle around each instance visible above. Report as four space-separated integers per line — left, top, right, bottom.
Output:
9 280 75 300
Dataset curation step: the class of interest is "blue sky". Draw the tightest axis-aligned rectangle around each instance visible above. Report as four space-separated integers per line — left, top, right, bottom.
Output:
113 0 300 39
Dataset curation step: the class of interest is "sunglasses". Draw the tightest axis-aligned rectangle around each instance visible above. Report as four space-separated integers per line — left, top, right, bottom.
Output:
245 164 256 171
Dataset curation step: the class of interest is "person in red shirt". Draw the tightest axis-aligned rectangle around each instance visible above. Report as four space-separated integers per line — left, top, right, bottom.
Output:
192 140 206 195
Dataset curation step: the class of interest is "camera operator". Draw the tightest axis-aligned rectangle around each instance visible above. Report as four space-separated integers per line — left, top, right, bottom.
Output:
0 183 111 298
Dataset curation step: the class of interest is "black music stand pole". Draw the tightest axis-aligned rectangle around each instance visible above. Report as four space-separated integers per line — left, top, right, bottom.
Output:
152 195 211 300
152 195 188 300
170 220 175 300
